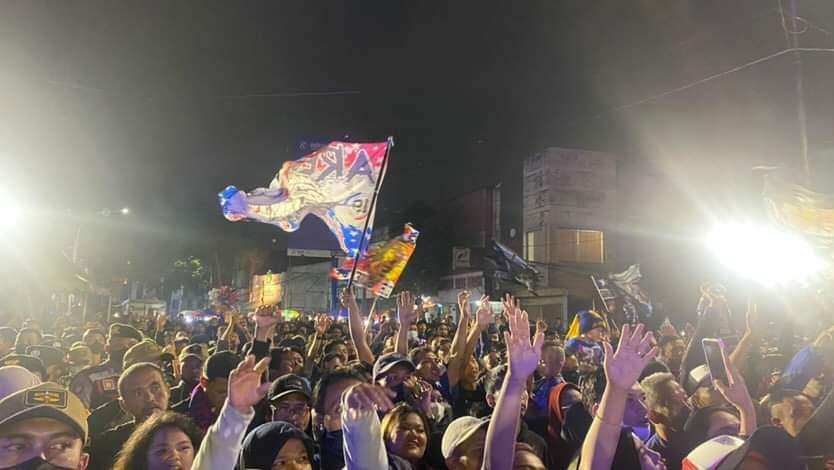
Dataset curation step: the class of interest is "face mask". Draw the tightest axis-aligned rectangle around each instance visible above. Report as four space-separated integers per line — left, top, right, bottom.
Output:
1 456 76 470
408 330 419 342
392 383 408 403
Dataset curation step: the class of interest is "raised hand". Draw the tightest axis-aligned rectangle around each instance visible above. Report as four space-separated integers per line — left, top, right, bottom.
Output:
713 343 753 410
252 305 281 329
397 291 419 326
535 317 548 336
476 296 493 331
502 293 521 321
314 313 333 337
155 311 168 330
342 383 396 417
228 355 271 414
458 291 471 316
602 323 658 392
744 298 760 337
415 379 434 416
340 288 360 313
504 307 544 381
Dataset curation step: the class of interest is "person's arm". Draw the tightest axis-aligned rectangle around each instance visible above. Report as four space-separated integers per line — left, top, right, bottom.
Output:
781 326 834 391
579 324 658 470
395 292 417 356
216 312 238 353
305 313 331 375
462 296 492 367
341 383 396 470
343 288 375 365
678 294 723 385
482 304 543 470
447 291 472 389
713 344 757 437
729 300 760 372
245 306 280 361
192 354 271 470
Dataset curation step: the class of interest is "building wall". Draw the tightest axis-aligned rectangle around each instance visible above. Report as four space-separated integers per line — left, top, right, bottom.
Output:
522 147 619 301
281 261 333 312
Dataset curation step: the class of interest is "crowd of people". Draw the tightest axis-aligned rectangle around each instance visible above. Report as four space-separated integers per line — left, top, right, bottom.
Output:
0 286 833 469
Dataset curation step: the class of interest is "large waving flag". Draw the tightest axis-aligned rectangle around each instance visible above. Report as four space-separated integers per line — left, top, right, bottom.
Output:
763 174 834 240
219 141 390 257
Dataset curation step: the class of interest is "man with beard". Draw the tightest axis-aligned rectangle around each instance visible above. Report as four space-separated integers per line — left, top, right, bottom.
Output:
70 323 141 410
87 362 170 470
641 372 693 470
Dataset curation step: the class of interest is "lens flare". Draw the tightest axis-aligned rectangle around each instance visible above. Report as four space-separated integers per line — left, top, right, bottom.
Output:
705 223 824 286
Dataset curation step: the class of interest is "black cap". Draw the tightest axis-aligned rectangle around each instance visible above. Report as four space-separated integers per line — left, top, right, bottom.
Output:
268 374 312 404
108 323 142 342
373 352 415 381
277 337 306 357
0 354 46 379
716 426 803 470
204 351 239 381
25 346 66 369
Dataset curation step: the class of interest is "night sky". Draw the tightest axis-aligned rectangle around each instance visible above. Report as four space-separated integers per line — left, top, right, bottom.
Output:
2 1 834 290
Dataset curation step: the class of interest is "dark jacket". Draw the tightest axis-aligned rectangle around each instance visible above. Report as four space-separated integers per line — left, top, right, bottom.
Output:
88 421 136 470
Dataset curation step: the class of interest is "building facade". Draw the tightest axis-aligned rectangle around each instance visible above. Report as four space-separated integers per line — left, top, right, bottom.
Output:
523 147 619 314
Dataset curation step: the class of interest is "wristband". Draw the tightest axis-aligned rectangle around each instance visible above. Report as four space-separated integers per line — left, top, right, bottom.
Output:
594 413 621 427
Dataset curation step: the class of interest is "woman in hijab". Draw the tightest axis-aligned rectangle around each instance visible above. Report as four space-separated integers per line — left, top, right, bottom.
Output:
238 421 316 470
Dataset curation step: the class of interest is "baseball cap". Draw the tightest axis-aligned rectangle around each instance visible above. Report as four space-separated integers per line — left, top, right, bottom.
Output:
68 342 92 365
714 426 803 470
372 352 415 382
269 374 312 404
0 382 89 442
123 339 165 369
277 336 306 357
26 346 67 369
441 416 489 459
174 331 190 344
0 354 46 379
179 343 206 362
204 351 240 381
109 323 143 342
0 366 41 400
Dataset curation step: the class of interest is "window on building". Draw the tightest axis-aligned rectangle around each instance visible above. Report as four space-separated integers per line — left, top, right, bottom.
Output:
555 229 604 264
525 230 545 262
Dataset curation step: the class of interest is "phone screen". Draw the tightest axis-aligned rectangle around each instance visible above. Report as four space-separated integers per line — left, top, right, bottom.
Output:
702 338 728 383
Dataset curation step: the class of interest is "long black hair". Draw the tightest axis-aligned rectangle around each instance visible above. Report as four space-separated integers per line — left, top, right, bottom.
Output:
113 411 202 470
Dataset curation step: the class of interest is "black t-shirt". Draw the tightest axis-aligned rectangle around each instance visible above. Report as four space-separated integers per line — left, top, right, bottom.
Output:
451 381 488 419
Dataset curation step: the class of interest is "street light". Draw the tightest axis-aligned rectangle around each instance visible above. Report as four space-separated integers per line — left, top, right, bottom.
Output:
705 222 824 286
1 205 21 229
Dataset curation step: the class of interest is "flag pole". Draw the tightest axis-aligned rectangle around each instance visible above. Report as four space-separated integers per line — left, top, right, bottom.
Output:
347 137 394 291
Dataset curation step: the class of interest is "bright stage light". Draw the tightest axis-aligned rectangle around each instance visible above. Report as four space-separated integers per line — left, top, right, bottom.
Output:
1 205 22 229
706 223 825 286
120 207 130 215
